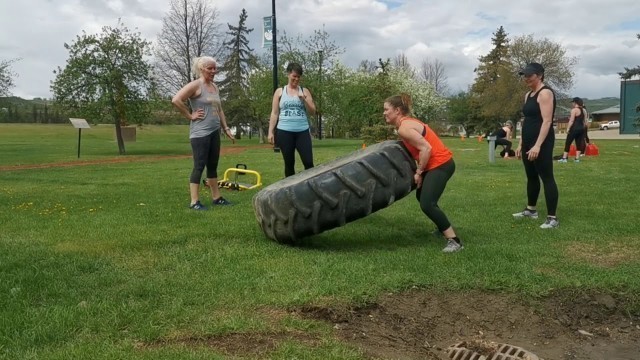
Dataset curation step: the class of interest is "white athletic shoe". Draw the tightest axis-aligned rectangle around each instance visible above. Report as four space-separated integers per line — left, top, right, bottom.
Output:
540 217 559 229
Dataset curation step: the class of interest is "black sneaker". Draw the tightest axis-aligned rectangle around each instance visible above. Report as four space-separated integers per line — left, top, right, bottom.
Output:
189 201 207 211
212 197 232 206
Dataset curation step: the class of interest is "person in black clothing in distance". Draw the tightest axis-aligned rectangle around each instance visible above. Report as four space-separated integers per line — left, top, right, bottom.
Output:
512 62 560 229
489 120 515 158
579 106 590 155
559 97 588 163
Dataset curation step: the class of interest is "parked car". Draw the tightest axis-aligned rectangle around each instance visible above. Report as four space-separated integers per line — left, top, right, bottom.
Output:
599 120 620 130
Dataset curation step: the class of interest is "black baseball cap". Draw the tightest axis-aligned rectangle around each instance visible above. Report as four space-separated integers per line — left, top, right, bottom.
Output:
518 63 544 76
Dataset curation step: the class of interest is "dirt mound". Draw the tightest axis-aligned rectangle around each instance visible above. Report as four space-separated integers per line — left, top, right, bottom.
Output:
297 289 640 360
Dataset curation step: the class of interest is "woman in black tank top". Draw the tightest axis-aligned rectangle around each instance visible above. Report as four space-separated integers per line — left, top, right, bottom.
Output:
559 97 587 162
513 63 559 229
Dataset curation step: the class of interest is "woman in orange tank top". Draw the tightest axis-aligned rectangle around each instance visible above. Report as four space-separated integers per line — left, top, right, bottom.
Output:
383 93 463 253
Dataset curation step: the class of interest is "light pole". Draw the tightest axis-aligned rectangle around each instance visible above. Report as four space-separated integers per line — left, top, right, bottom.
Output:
271 0 280 151
271 0 278 94
317 49 323 140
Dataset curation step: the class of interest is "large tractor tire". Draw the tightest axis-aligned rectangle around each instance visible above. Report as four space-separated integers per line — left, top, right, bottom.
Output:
252 140 417 243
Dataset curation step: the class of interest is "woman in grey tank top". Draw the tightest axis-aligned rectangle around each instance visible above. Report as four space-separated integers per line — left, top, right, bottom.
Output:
172 56 235 210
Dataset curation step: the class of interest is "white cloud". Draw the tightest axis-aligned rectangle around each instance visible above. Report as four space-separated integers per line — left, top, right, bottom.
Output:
1 0 639 100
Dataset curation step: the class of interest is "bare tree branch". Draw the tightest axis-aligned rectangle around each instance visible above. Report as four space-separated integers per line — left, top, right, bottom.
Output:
153 0 225 96
419 58 449 95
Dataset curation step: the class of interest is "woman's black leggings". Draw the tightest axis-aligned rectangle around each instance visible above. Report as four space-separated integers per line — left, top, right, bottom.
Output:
579 130 589 153
415 159 455 232
276 128 314 177
522 139 558 216
189 130 220 184
495 138 512 152
564 128 585 153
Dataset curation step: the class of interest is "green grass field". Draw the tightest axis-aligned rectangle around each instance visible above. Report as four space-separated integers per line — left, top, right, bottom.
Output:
1 124 639 359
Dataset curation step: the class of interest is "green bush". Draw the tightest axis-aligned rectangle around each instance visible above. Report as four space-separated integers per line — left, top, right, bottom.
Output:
360 124 397 144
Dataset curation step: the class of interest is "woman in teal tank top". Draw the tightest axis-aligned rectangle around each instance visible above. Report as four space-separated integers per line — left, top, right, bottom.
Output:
268 63 317 177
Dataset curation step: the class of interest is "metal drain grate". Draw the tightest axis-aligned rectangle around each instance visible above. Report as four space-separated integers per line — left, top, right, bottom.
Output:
446 341 540 360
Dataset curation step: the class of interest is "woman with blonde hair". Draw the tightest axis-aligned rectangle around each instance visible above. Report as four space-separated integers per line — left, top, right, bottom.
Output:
383 93 463 253
172 56 235 210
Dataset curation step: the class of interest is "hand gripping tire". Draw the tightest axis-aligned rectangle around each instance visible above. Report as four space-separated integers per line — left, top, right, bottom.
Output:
252 140 417 243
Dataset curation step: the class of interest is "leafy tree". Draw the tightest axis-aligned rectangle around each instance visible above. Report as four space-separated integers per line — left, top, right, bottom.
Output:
277 26 344 76
327 58 445 139
389 67 446 123
325 63 376 136
218 8 256 136
246 59 274 142
509 34 577 95
51 21 153 154
0 58 18 96
154 0 224 96
269 27 345 137
447 91 472 128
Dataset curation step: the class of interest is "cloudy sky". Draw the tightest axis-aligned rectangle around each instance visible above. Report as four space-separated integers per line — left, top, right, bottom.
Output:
1 0 639 100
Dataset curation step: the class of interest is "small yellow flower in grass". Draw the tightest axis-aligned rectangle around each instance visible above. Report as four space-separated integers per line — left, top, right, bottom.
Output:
137 203 146 206
89 208 96 212
15 202 34 210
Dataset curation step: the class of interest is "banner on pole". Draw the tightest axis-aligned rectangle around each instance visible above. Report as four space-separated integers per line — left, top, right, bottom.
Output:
262 16 273 48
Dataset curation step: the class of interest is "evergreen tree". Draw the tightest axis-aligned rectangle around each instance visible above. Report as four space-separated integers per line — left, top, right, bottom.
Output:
469 26 520 133
218 8 256 136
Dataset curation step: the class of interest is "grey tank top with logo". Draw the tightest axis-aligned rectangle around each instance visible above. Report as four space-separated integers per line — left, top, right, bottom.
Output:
188 81 221 139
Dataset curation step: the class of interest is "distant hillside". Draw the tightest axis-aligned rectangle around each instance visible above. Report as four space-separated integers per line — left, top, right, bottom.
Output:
0 96 50 107
555 97 619 117
0 96 67 124
556 97 619 111
582 97 619 112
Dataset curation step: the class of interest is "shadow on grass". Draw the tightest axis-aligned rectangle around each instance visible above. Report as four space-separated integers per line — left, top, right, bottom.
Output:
287 214 452 252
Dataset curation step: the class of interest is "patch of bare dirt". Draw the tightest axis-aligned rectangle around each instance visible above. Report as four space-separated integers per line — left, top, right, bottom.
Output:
136 290 639 359
565 240 640 268
297 289 640 360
